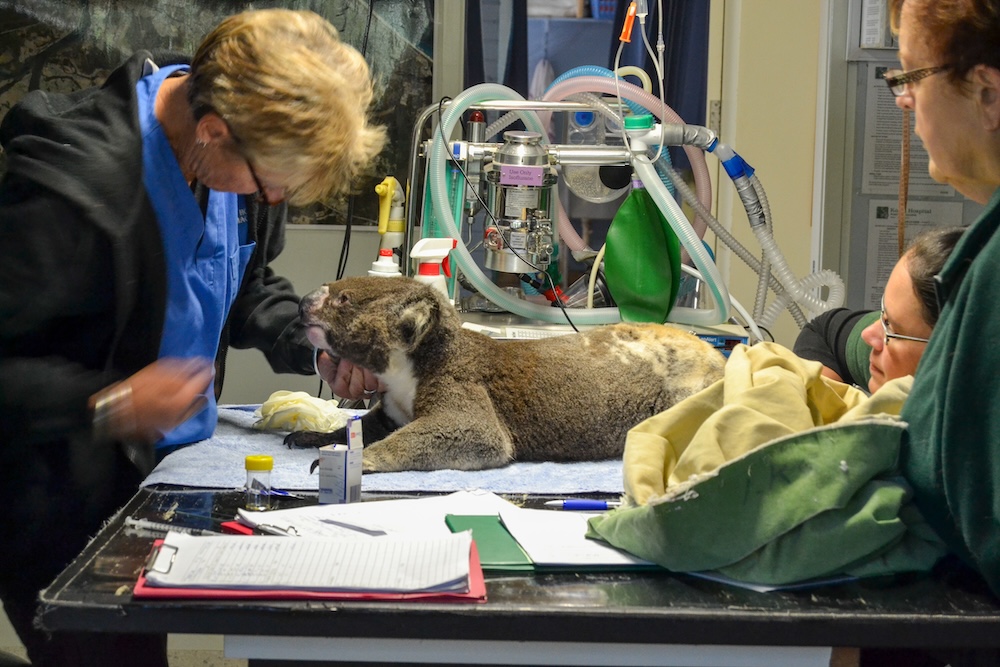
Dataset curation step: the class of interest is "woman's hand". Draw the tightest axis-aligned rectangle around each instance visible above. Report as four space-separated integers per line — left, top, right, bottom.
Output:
91 358 214 443
316 351 382 399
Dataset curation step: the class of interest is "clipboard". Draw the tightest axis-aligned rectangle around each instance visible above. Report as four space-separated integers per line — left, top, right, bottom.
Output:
133 538 487 603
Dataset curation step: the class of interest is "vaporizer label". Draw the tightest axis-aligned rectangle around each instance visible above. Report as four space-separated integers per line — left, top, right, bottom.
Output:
499 164 544 186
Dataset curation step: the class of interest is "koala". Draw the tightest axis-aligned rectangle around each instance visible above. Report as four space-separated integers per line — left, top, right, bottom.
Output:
285 276 726 472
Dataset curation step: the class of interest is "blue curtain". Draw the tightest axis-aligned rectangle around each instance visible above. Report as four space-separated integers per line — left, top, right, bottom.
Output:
465 0 529 96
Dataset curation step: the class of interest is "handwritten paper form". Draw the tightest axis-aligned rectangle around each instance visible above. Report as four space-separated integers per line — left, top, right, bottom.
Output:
144 531 473 593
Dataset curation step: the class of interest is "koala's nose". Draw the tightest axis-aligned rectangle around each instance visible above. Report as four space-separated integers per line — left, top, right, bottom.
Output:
299 285 330 318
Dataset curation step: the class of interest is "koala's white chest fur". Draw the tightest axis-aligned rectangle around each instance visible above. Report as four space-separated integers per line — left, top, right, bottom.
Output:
379 349 418 425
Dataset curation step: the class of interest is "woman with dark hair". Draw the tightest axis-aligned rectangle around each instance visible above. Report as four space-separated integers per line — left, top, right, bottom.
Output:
794 226 963 393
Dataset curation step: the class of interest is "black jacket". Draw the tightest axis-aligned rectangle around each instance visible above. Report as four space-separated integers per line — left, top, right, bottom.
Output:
0 52 314 538
792 307 875 389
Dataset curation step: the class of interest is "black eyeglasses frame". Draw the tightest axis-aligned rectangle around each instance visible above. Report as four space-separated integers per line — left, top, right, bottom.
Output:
882 65 951 97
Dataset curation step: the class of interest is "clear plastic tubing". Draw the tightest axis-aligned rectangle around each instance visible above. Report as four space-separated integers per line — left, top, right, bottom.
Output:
486 73 711 253
484 65 647 140
753 224 845 328
541 76 713 239
633 155 730 325
430 84 621 325
429 83 728 325
548 65 649 115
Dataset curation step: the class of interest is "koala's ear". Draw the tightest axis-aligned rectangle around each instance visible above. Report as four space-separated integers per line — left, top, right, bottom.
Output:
397 299 438 350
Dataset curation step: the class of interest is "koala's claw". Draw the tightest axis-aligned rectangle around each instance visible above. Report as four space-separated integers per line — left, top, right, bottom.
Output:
283 431 337 449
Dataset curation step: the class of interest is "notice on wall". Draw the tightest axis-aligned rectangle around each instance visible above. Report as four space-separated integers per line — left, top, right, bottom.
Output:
860 66 955 198
863 199 964 309
859 0 896 49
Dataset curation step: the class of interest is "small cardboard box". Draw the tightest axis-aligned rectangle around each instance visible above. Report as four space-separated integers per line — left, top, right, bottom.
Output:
318 417 363 504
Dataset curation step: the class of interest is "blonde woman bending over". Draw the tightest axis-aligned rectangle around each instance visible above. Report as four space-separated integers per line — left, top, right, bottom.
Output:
0 10 385 665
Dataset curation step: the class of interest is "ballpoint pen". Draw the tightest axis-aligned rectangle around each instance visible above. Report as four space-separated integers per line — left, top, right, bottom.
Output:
543 499 622 511
265 488 307 499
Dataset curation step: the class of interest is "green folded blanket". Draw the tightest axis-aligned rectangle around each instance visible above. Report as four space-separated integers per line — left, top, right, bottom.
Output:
587 342 946 586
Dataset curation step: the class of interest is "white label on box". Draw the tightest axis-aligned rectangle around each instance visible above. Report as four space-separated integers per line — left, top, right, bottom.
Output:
318 417 363 504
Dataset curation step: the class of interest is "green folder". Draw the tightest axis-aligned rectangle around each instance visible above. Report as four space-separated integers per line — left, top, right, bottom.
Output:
445 515 535 572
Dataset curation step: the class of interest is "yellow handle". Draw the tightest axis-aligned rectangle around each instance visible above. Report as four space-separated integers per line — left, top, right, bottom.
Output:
375 176 398 235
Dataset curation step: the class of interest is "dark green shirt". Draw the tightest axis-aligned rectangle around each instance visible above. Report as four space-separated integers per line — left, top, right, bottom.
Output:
901 186 1000 597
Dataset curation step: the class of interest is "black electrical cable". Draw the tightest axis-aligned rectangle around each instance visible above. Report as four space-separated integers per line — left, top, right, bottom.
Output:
361 0 374 57
315 0 374 402
434 97 580 332
336 196 354 281
321 196 356 401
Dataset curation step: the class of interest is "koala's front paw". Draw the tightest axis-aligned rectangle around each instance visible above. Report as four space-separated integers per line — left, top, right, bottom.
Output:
283 430 338 449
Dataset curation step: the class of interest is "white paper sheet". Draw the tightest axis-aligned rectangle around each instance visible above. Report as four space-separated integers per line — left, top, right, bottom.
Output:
144 530 472 593
235 490 650 570
236 489 518 538
497 506 652 568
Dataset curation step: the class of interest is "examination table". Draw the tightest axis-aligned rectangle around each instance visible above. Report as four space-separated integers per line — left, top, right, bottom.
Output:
36 406 1000 666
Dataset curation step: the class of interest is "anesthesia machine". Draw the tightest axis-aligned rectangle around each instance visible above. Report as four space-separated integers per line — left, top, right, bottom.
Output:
381 1 844 339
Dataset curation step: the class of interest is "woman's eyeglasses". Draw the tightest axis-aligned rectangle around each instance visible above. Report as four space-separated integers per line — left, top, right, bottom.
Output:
222 116 283 206
882 65 950 97
880 296 931 346
243 156 273 206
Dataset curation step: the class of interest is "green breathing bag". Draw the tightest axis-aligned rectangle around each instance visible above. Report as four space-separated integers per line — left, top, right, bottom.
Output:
603 183 682 323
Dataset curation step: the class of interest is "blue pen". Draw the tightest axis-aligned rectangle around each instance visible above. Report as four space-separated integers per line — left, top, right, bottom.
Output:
544 499 621 511
265 488 306 499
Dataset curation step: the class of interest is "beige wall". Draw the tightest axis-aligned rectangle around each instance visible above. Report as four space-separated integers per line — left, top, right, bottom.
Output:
708 1 824 347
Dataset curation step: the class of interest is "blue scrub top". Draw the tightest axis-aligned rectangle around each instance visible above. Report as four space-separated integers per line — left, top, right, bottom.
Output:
136 62 255 447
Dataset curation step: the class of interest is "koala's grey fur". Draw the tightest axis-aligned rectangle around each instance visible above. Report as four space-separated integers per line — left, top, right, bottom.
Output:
287 276 725 472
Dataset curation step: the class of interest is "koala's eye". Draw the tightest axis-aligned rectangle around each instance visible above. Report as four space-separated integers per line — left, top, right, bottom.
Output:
333 291 351 306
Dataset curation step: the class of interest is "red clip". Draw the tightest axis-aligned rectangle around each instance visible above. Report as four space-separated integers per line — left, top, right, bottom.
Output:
543 285 568 305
